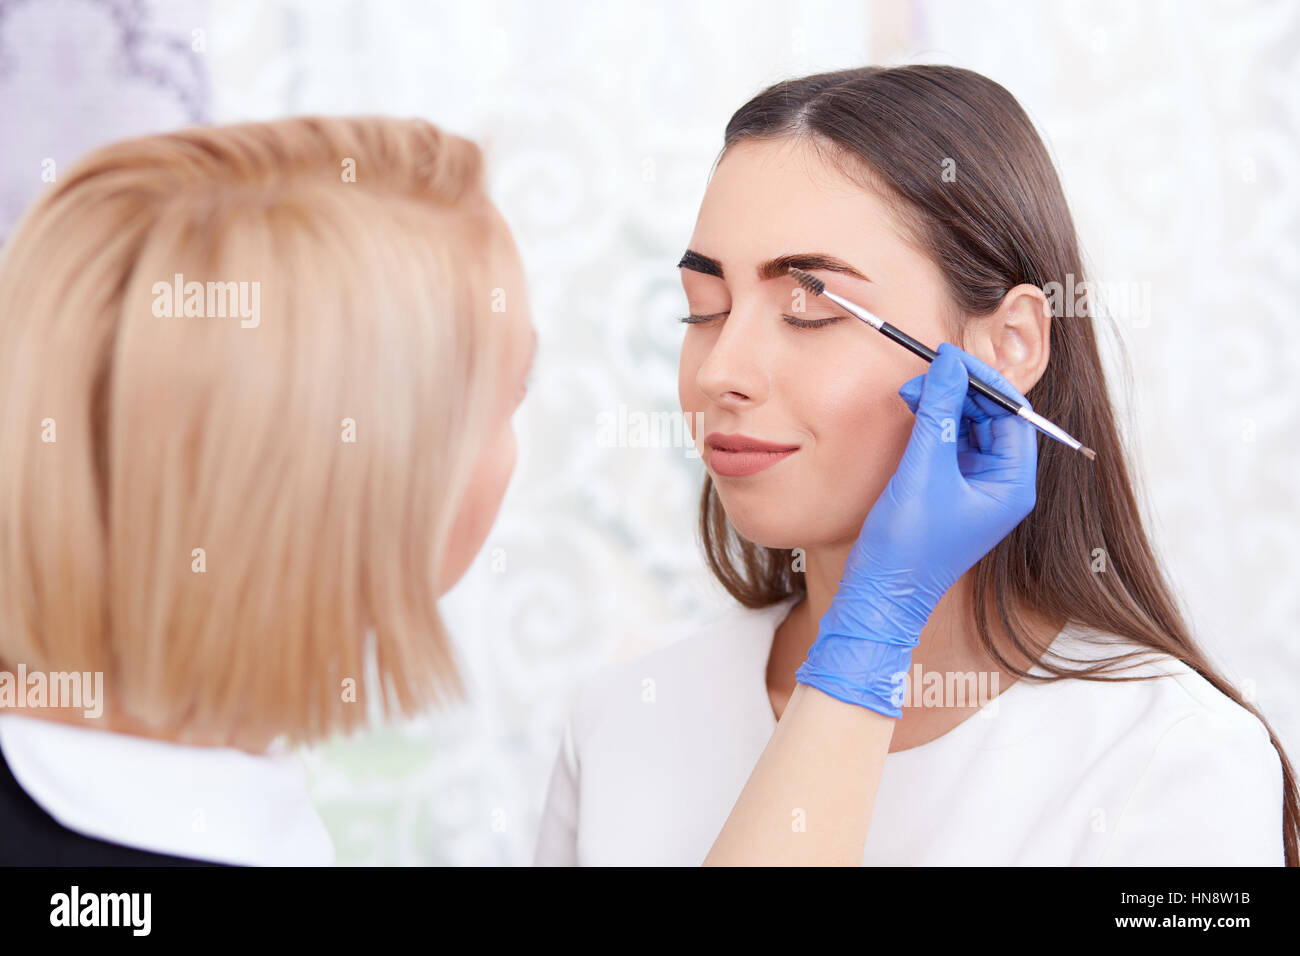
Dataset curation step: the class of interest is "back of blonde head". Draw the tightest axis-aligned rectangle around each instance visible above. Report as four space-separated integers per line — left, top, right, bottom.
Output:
0 116 504 748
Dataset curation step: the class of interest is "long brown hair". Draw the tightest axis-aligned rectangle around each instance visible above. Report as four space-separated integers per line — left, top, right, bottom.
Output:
699 65 1297 865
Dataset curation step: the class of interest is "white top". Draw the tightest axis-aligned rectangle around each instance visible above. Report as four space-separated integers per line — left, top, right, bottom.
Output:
534 595 1285 865
0 713 333 866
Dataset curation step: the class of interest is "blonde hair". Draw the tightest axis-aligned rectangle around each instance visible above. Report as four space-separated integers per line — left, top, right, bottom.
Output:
0 116 506 748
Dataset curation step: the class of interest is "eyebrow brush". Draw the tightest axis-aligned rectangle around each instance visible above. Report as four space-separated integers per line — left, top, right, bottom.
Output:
788 266 1095 461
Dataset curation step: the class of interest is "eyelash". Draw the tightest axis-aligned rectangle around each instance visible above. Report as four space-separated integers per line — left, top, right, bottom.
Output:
678 312 841 330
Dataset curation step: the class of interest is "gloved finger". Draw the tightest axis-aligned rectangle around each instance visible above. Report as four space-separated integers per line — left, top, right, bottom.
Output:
900 374 980 456
900 347 1035 427
960 396 1039 495
916 345 972 431
971 414 995 454
895 345 969 483
985 405 1038 467
898 375 923 410
902 379 995 427
900 371 971 415
935 342 1033 417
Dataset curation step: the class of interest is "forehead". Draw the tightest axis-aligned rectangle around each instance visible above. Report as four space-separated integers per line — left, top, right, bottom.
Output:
689 137 909 276
484 217 530 306
475 213 534 365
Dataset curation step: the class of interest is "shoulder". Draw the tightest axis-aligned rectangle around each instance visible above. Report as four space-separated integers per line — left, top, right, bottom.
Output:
1040 624 1284 863
981 621 1284 864
1032 622 1283 862
1034 620 1273 748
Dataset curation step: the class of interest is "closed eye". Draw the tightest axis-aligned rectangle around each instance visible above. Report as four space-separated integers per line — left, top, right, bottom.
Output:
679 312 842 329
783 315 841 330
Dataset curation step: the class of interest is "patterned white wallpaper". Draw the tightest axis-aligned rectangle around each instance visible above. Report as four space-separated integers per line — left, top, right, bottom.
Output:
3 0 1294 865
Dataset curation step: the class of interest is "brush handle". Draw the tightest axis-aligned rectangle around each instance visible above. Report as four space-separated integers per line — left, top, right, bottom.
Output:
880 323 1022 415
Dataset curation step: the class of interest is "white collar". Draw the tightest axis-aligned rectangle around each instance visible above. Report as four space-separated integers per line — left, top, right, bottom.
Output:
0 713 334 866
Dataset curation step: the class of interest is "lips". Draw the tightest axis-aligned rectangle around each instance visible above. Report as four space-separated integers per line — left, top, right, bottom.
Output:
705 432 800 478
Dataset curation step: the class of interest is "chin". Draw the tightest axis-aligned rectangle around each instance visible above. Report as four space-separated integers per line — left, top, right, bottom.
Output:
716 492 818 551
714 482 874 554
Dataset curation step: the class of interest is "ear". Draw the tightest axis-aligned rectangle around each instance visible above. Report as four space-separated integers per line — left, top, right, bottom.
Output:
959 283 1051 395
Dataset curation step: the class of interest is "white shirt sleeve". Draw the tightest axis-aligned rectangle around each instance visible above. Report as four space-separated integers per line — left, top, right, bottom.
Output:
533 717 580 866
1098 709 1285 865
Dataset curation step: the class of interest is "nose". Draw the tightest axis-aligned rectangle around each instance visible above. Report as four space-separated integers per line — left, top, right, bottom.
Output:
694 307 772 410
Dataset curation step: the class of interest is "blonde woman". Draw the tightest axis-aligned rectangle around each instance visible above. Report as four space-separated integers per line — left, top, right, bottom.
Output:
0 117 531 865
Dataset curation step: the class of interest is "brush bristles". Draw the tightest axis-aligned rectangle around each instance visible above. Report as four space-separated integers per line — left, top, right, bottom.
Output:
788 266 825 296
1080 446 1096 461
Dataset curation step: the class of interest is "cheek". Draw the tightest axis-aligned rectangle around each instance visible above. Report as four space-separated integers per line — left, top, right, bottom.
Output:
781 338 907 441
438 422 517 593
806 357 903 444
677 336 706 424
481 426 518 514
790 353 918 536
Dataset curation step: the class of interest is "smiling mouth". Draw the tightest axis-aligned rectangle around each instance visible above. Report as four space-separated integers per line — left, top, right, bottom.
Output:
705 432 800 478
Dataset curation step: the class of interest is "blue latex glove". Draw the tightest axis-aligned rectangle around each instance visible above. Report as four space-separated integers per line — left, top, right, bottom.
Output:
793 342 1039 717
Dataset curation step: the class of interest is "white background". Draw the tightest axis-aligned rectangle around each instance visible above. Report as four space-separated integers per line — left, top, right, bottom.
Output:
3 0 1294 865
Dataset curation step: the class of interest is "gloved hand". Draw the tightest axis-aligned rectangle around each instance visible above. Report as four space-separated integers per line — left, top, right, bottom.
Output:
794 341 1039 717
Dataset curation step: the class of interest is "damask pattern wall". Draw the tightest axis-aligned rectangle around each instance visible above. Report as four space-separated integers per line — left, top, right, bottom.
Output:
2 0 1295 865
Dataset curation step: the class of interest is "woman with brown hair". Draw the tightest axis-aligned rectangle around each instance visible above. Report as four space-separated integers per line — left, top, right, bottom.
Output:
535 65 1296 866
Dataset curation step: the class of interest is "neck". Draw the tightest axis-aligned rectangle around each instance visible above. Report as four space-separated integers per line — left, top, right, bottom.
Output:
807 542 982 667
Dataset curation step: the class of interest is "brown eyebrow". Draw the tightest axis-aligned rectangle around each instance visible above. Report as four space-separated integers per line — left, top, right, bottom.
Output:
677 249 870 283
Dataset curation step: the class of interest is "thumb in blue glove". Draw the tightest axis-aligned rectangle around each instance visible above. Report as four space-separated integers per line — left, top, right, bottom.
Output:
794 342 1038 717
